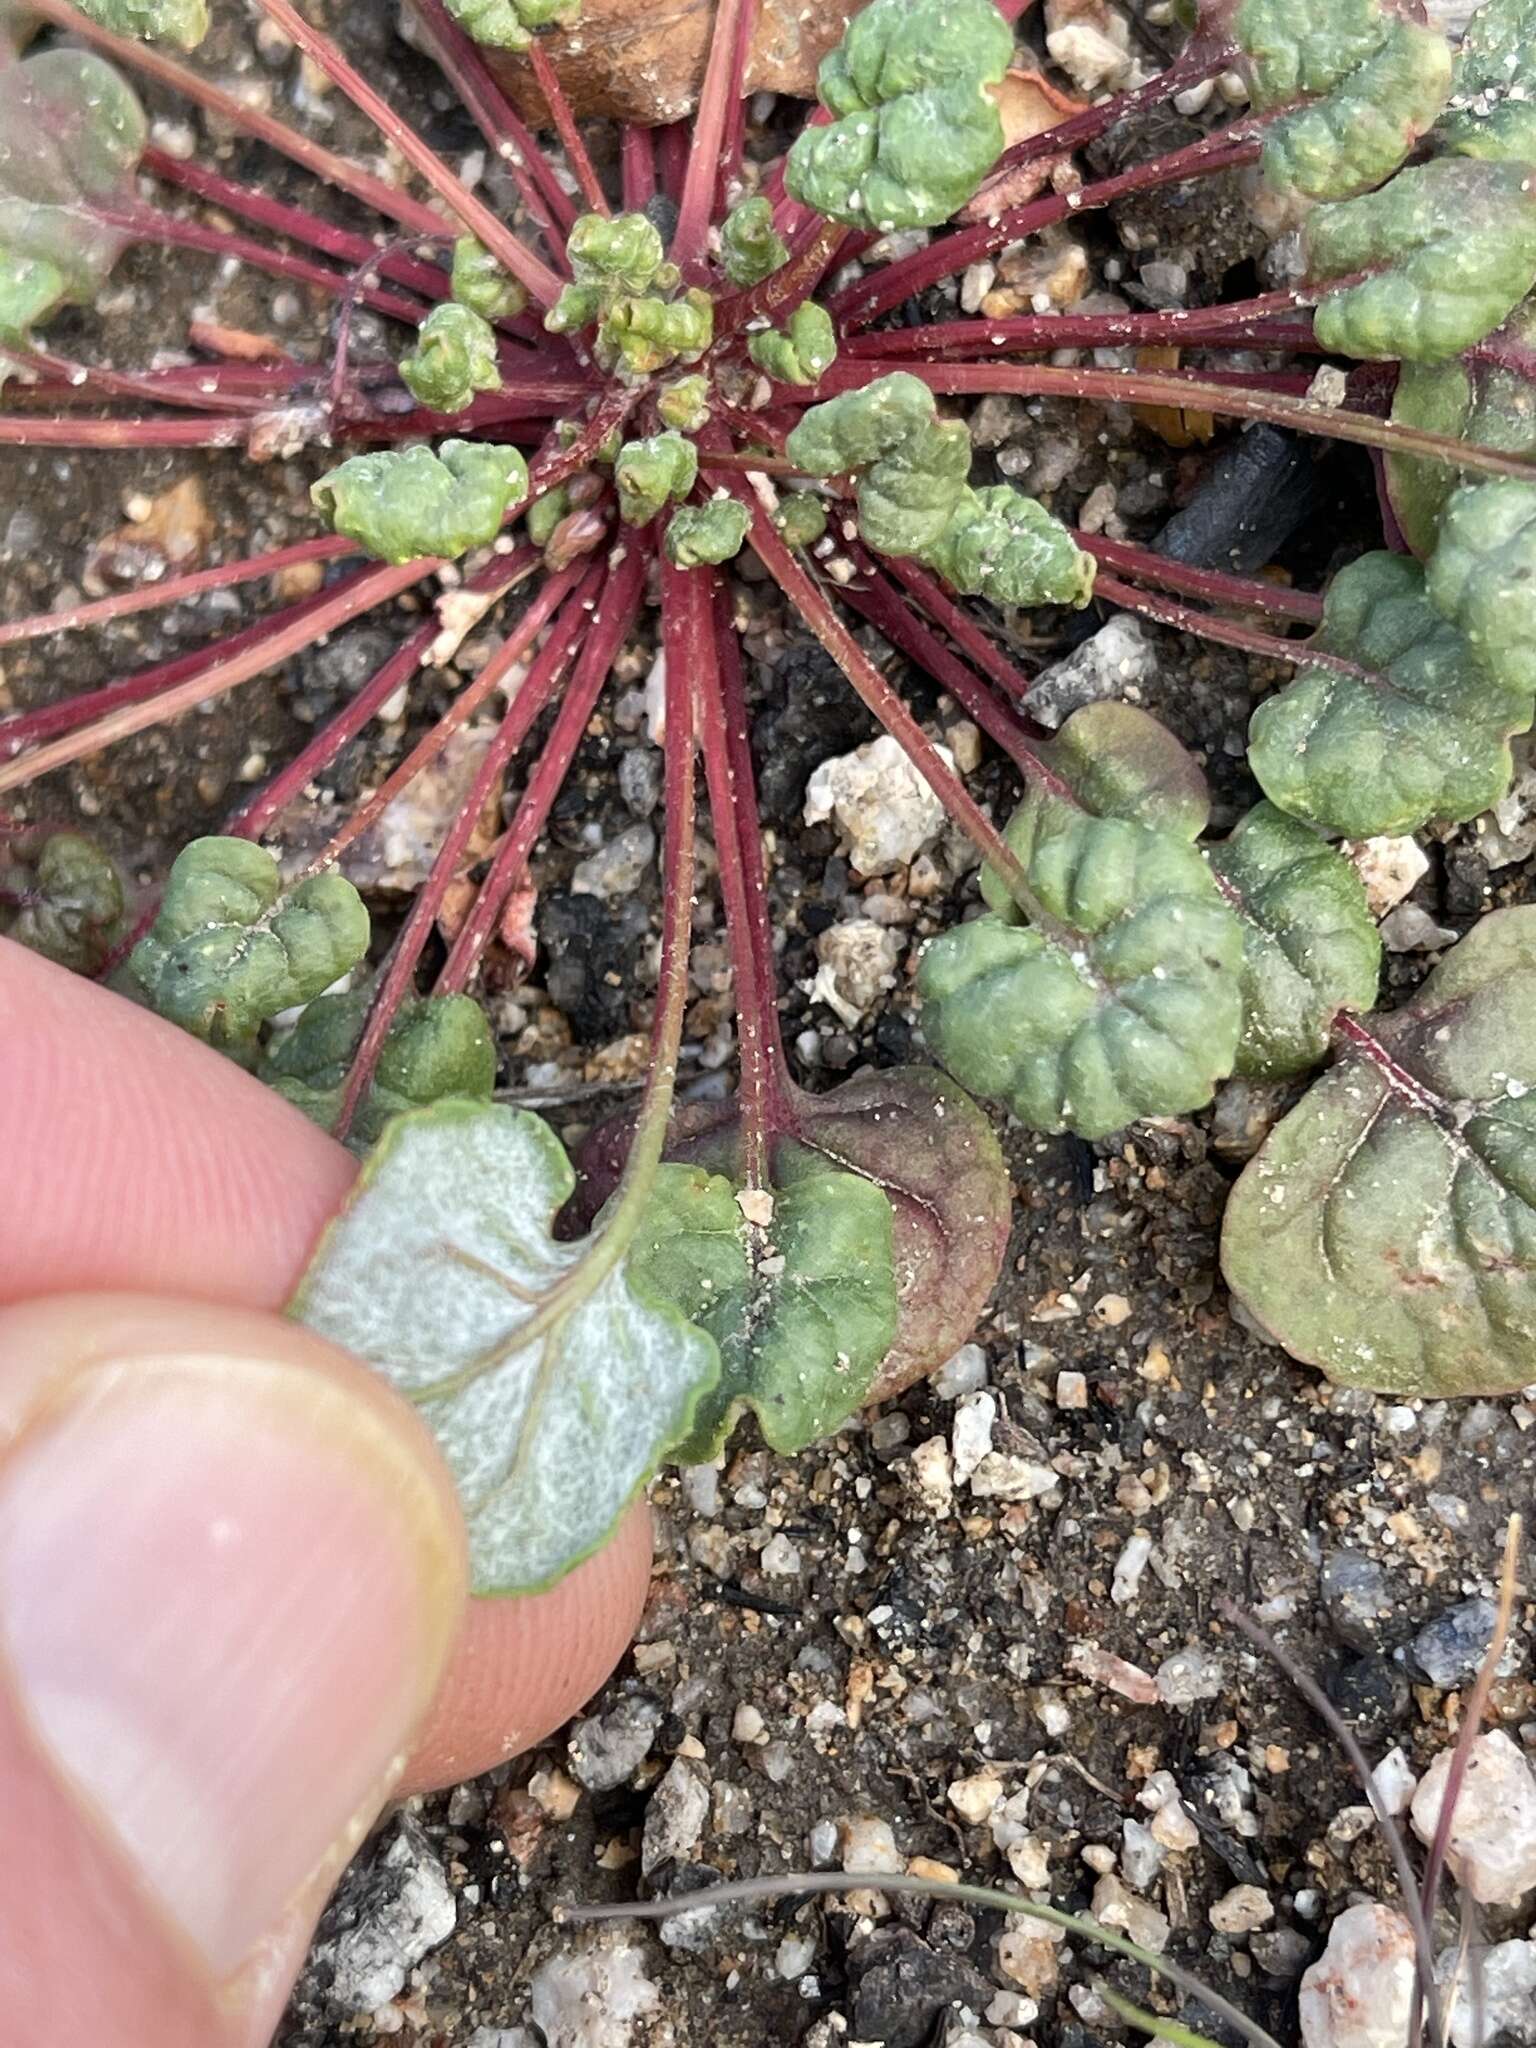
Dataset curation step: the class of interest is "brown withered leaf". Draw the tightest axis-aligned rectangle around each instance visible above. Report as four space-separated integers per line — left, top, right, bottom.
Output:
480 0 864 125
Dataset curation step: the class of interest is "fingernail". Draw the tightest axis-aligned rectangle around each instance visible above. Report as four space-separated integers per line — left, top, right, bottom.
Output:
0 1352 462 1980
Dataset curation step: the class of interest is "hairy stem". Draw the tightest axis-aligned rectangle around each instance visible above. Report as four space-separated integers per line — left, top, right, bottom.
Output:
1092 570 1349 670
1078 536 1324 623
0 563 434 796
229 549 540 842
527 41 609 217
841 296 1320 361
673 0 745 275
249 0 564 308
437 544 650 990
332 562 602 1138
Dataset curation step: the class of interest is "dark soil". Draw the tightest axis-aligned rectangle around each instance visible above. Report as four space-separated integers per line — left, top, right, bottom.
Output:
4 6 1533 2047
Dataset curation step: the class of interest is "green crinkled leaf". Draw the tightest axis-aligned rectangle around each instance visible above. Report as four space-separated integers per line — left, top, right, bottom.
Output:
599 287 712 376
785 0 1012 232
1247 551 1533 837
1425 479 1536 701
1386 296 1536 553
0 51 146 346
451 235 527 321
719 196 787 287
262 988 496 1150
748 301 837 387
614 431 698 526
292 1101 719 1591
631 1153 899 1463
0 828 126 975
1307 158 1536 362
924 483 1096 610
400 302 502 414
784 371 937 476
73 0 207 47
1436 0 1536 165
568 211 671 295
665 497 750 567
918 703 1245 1138
1222 907 1536 1397
525 482 569 549
1242 0 1451 202
442 0 580 52
1209 801 1381 1079
131 837 369 1063
312 439 529 563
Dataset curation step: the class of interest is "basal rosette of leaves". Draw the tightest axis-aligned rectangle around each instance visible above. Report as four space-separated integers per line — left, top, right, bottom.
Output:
14 0 1536 1550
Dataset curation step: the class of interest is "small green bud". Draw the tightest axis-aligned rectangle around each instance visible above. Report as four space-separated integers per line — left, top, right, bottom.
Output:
719 196 788 287
526 484 571 548
614 432 699 526
773 492 829 547
451 236 528 321
748 301 837 386
400 302 502 414
442 0 580 53
657 374 712 432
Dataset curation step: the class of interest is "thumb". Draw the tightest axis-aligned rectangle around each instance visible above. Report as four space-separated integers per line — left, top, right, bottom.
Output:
0 1294 467 2048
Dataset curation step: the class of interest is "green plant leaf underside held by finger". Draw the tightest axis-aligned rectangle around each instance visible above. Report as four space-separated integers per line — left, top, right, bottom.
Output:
292 1101 719 1594
919 704 1245 1140
1223 909 1536 1398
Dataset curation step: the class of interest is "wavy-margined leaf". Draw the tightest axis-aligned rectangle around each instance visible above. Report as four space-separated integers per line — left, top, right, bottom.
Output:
1236 0 1450 201
1435 0 1536 165
919 704 1244 1139
614 431 697 526
131 837 369 1064
443 0 580 52
399 302 502 414
573 1067 1012 1406
657 374 711 433
598 287 713 377
0 827 125 975
924 483 1096 610
786 374 1094 606
749 301 837 387
1425 480 1536 700
1209 802 1381 1079
1387 297 1536 553
292 1101 719 1592
1247 551 1534 836
312 440 529 563
785 0 1012 232
664 497 750 566
451 235 527 320
262 989 496 1150
0 51 146 348
1222 908 1536 1397
1307 158 1536 361
73 0 207 47
719 197 787 288
630 1155 898 1463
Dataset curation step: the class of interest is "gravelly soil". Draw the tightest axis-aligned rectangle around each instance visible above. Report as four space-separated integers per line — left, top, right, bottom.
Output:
3 6 1533 2046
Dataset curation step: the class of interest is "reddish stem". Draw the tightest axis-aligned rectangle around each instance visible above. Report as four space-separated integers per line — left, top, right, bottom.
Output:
840 549 1053 781
961 40 1231 222
716 0 760 210
715 217 849 340
658 122 691 205
673 557 775 1183
881 554 1043 702
1092 569 1348 671
333 564 602 1138
0 575 368 761
621 124 656 212
817 359 1536 483
1078 536 1325 623
119 205 431 327
28 0 450 239
250 0 565 309
672 0 744 275
831 132 1261 330
438 543 650 990
407 0 579 249
0 537 357 651
0 563 435 797
306 556 596 875
526 40 609 217
143 148 453 301
227 549 539 841
0 341 266 417
841 297 1320 360
735 481 1039 899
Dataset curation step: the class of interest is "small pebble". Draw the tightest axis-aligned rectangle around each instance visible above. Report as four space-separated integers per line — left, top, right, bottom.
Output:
1299 1903 1416 2048
933 1343 989 1400
1410 1731 1536 1906
1210 1884 1274 1936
